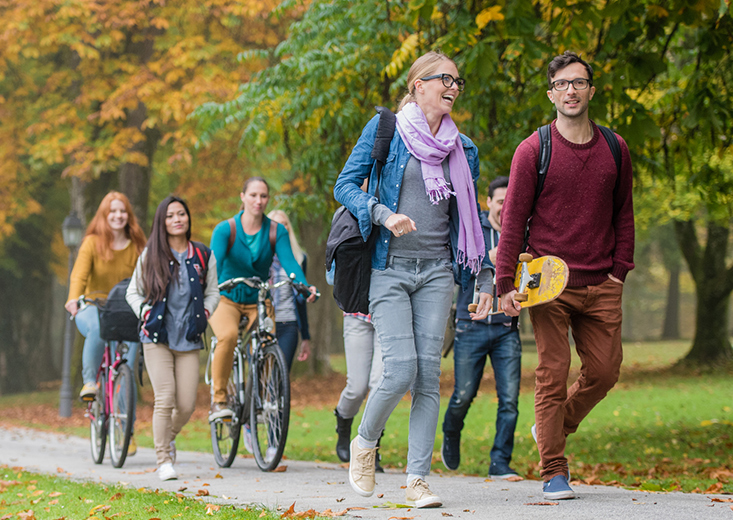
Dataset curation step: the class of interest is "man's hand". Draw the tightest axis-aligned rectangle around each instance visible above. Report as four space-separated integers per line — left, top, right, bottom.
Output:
470 292 492 321
488 246 498 265
607 273 623 284
500 290 522 317
384 213 417 238
306 285 318 303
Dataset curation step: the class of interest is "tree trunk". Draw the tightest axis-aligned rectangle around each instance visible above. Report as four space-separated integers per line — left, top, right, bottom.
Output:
674 219 733 364
661 261 680 340
118 101 156 227
297 216 341 375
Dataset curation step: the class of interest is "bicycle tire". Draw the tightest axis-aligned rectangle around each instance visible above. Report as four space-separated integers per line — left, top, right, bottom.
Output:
89 372 108 464
211 349 245 467
250 343 290 471
109 362 135 468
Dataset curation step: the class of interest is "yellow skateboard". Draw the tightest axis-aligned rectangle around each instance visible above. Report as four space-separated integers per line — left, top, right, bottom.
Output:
468 253 569 315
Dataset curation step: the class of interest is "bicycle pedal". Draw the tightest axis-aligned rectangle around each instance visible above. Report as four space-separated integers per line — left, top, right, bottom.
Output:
80 396 95 402
222 417 232 423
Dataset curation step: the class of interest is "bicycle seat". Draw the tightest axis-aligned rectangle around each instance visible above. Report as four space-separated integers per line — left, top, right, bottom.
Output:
238 315 249 331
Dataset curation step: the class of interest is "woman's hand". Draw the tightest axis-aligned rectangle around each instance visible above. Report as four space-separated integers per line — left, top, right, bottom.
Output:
384 213 417 238
306 285 318 303
64 299 79 317
297 339 311 362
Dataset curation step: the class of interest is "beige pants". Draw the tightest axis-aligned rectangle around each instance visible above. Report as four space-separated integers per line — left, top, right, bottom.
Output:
143 343 200 466
208 296 274 403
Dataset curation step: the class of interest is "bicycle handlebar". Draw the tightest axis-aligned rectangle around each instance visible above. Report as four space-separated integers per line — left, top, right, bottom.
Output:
218 276 319 300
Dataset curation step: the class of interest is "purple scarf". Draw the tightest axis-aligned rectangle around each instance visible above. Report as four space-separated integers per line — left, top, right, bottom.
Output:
395 102 485 273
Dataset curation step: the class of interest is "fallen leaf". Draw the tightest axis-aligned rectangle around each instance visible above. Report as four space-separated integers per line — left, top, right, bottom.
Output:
57 468 64 473
196 489 209 497
704 482 724 494
336 498 345 502
1 514 13 520
506 475 524 482
281 503 296 518
272 466 288 473
109 493 124 501
524 502 559 506
90 505 111 515
17 511 37 520
387 517 414 520
146 506 157 512
215 474 223 479
177 487 187 492
711 497 733 503
318 510 348 517
202 483 210 487
377 494 384 498
49 500 59 505
442 514 453 517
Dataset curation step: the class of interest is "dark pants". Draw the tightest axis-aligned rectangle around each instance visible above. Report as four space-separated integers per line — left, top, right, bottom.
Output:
529 278 624 481
276 321 299 371
442 320 521 466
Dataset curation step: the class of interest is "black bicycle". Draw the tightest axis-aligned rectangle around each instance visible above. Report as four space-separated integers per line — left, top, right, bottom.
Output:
205 275 315 471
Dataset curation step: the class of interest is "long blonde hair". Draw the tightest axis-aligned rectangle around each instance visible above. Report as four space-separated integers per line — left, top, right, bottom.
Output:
398 51 455 111
267 210 305 265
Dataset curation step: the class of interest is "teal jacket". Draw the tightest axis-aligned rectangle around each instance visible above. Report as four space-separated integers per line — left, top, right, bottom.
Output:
210 212 308 304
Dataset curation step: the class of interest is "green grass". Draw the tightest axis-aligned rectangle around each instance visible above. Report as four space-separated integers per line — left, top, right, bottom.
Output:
0 466 295 519
2 339 732 494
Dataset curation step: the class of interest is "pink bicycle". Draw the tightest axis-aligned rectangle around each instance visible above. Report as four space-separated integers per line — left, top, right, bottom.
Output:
77 296 136 468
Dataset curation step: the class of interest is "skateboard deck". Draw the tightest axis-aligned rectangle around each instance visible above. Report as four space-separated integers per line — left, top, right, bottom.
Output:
468 254 569 315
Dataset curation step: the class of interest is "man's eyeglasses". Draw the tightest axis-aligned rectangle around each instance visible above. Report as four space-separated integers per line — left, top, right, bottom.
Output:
419 73 465 92
551 78 592 91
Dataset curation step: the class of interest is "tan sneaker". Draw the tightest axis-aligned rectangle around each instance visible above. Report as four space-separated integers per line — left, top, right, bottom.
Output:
79 382 97 401
348 437 376 497
127 435 137 456
406 478 442 508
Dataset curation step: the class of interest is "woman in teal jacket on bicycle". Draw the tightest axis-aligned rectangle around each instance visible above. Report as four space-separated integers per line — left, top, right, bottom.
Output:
208 177 317 421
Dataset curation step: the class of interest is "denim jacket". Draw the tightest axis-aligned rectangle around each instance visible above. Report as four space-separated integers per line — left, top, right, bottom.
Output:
334 113 489 291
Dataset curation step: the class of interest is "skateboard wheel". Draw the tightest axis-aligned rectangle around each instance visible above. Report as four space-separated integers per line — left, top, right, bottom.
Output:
467 304 478 313
515 292 529 302
518 253 533 263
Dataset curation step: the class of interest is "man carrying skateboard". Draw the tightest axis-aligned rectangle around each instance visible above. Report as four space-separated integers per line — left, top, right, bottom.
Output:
496 51 635 500
441 176 522 480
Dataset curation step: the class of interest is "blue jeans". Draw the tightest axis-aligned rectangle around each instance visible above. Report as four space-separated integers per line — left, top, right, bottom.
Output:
443 320 521 466
358 256 454 477
76 304 140 423
275 321 299 371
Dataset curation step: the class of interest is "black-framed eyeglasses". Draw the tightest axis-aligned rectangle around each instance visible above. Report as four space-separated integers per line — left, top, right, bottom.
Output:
551 78 592 91
419 73 465 91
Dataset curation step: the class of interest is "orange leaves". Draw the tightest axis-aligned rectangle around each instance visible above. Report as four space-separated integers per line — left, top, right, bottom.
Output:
280 503 349 518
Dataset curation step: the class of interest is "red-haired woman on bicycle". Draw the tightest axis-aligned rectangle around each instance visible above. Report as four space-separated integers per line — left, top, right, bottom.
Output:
126 195 220 481
65 192 146 403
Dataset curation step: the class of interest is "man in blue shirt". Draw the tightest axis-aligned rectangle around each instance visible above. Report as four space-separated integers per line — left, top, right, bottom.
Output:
441 176 522 479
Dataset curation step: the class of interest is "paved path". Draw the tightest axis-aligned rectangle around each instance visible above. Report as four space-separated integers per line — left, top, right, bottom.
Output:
1 426 730 519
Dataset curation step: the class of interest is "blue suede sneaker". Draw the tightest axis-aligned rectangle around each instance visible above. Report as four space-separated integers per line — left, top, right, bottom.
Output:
441 434 460 471
542 474 575 500
489 461 522 480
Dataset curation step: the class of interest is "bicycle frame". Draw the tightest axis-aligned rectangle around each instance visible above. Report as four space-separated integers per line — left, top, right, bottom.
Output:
87 341 128 423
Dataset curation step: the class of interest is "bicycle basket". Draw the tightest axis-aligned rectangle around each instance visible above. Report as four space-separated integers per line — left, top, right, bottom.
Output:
98 278 141 343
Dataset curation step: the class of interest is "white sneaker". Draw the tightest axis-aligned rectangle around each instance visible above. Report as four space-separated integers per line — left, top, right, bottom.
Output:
405 478 442 508
531 424 537 443
169 440 176 464
348 437 376 497
157 462 177 481
243 424 253 453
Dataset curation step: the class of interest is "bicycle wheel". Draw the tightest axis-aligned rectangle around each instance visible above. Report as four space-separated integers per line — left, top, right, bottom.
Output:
211 349 245 467
89 373 108 464
109 362 135 468
250 343 290 471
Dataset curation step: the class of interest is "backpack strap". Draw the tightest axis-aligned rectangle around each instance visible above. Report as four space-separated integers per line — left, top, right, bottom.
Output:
269 219 277 253
226 217 236 255
597 124 622 196
534 124 553 207
371 106 396 199
191 241 210 287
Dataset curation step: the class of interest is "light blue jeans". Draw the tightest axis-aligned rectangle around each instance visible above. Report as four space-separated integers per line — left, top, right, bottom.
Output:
76 304 140 387
358 256 454 477
336 315 383 419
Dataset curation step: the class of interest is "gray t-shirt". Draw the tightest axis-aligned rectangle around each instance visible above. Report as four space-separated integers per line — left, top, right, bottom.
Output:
372 156 451 259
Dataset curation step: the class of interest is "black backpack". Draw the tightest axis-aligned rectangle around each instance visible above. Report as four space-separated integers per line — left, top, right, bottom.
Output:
98 278 141 343
325 106 396 314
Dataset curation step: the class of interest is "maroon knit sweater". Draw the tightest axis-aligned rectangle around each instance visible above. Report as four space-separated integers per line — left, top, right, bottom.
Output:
496 120 635 295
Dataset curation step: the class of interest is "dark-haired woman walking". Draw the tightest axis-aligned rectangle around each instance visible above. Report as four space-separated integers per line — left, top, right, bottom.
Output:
126 196 220 481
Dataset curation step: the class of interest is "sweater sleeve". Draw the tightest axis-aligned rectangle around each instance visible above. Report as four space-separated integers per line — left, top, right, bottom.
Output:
67 236 95 302
125 249 150 319
610 135 635 280
203 254 221 316
495 136 540 295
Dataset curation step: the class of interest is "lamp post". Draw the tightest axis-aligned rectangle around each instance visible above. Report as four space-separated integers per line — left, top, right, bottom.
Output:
59 213 84 418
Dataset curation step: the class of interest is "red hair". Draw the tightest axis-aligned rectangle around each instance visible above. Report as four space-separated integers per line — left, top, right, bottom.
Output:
85 191 147 261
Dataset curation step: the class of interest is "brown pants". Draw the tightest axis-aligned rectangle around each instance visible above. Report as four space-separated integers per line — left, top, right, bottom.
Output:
529 278 624 481
142 343 200 466
208 295 274 404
